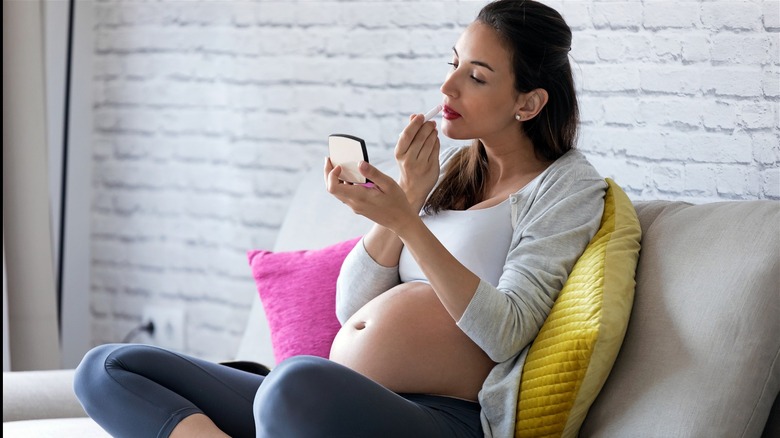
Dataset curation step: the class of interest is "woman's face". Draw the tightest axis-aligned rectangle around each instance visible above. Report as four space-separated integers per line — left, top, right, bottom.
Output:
440 22 521 144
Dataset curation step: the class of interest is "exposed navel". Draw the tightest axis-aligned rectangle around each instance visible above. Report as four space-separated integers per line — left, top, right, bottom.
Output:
353 321 367 330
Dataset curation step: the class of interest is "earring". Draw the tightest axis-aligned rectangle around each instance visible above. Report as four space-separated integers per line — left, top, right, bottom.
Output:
515 114 522 121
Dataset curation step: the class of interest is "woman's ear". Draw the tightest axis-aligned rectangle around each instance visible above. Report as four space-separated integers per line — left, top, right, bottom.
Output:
515 88 549 121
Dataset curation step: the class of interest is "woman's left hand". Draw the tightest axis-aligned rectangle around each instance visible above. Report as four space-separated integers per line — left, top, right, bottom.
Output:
325 158 420 234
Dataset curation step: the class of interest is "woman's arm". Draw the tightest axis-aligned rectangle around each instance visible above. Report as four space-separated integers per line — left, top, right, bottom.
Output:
328 160 482 323
328 118 464 324
360 113 441 267
456 171 607 362
326 114 443 323
334 237 400 324
326 158 441 323
393 218 481 319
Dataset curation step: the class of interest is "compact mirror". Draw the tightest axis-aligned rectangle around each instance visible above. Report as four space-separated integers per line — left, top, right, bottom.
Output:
328 134 369 184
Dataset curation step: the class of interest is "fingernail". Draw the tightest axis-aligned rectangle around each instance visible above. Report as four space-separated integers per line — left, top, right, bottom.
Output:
359 161 369 171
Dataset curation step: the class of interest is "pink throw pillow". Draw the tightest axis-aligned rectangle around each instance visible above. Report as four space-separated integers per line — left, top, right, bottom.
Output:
247 237 361 364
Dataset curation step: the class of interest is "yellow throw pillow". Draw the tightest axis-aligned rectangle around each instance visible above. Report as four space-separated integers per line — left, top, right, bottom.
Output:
515 178 641 438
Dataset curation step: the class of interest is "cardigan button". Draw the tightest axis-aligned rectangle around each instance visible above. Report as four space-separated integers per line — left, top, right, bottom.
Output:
510 197 518 204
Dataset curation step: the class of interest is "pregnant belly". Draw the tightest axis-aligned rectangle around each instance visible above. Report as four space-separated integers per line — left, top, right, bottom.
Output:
329 282 496 401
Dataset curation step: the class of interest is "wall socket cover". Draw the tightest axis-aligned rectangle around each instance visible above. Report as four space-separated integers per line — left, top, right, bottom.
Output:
142 306 186 351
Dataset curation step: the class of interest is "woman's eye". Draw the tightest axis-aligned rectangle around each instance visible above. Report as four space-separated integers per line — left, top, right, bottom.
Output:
448 62 486 84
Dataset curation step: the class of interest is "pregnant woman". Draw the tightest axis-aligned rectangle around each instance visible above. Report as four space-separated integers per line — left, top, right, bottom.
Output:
73 1 606 437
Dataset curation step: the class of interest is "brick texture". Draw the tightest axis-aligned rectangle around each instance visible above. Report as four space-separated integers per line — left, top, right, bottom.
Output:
90 0 779 360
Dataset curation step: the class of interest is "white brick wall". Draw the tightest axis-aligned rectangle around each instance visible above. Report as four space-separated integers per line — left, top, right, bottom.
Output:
89 0 779 360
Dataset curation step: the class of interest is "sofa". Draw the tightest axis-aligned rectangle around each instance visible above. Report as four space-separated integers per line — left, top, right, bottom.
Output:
4 159 779 437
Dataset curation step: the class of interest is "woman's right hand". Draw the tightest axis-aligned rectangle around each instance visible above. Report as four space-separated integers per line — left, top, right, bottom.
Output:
395 114 441 210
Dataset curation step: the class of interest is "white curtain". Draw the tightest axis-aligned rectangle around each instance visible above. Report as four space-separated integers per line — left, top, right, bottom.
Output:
3 234 10 372
3 0 62 371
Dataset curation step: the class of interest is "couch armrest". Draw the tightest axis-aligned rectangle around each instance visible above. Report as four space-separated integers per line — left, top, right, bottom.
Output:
3 369 87 422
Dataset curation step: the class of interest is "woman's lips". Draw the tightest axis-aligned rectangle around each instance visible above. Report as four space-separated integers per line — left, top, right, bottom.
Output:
442 105 462 120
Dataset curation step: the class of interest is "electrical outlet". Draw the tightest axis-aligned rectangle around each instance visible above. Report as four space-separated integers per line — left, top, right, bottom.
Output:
142 306 186 351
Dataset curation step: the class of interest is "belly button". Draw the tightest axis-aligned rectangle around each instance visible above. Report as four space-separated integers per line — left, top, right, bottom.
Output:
353 321 367 330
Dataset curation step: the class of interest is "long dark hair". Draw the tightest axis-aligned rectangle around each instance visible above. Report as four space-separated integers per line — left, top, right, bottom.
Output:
425 0 578 213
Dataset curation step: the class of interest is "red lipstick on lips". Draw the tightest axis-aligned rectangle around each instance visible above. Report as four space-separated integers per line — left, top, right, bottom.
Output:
442 105 462 120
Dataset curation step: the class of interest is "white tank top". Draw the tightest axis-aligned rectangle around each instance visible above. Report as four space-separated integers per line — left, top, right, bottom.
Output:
398 198 513 287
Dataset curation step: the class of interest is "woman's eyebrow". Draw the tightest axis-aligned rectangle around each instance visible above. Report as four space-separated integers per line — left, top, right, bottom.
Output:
452 47 495 72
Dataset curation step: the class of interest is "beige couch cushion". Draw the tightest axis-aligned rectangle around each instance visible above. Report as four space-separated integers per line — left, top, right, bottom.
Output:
581 201 780 437
3 418 108 437
2 370 86 423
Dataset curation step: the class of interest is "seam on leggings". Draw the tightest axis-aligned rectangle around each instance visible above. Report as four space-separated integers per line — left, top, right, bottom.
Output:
107 345 257 405
158 407 201 438
103 346 203 423
156 347 259 404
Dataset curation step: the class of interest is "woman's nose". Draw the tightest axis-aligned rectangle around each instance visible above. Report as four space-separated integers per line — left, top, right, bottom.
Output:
440 71 458 99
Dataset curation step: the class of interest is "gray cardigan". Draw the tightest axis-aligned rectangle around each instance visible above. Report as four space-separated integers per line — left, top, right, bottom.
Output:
336 145 607 437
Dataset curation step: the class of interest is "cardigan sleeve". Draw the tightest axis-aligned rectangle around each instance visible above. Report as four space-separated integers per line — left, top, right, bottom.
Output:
456 163 607 362
335 238 400 324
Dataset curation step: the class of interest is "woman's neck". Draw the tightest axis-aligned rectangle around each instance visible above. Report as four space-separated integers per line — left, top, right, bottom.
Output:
467 134 552 209
480 134 550 187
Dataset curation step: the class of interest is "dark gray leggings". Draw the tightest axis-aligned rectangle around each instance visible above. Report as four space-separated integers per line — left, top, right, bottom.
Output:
73 344 482 438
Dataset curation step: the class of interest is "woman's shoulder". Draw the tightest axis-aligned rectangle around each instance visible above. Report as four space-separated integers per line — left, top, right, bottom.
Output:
529 149 607 199
547 149 603 181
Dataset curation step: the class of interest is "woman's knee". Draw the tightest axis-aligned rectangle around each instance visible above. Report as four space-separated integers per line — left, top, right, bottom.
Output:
73 344 151 403
73 344 121 407
254 355 332 406
253 356 344 435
